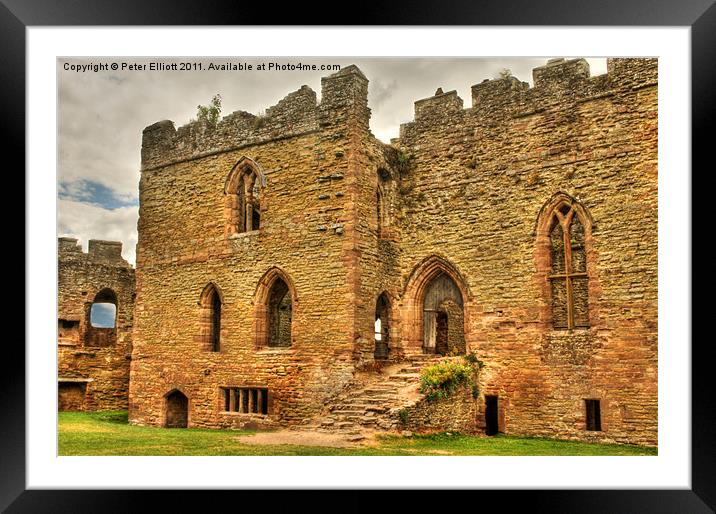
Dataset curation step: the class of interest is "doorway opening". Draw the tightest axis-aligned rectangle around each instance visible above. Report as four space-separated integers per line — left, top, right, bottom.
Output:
165 390 189 428
485 395 499 436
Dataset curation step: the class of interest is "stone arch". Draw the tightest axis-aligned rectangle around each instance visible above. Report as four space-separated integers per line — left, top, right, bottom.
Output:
85 287 118 347
533 191 594 236
534 193 596 329
401 255 470 354
164 389 189 428
253 267 298 348
224 156 267 235
198 282 223 352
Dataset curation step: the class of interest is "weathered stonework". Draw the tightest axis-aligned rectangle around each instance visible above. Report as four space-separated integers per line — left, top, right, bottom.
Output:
399 386 479 435
58 237 135 410
129 59 657 446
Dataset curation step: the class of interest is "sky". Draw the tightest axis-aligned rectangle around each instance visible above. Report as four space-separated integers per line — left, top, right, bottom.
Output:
90 303 116 328
58 57 607 265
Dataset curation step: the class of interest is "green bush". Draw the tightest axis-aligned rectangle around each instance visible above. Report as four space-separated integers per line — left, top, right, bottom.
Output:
398 408 410 426
196 94 222 126
419 360 477 401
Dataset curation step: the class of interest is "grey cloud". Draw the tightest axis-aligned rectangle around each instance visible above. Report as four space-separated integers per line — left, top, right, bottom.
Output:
58 57 607 260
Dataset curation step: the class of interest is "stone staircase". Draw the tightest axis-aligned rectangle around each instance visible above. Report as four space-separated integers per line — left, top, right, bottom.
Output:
293 354 444 436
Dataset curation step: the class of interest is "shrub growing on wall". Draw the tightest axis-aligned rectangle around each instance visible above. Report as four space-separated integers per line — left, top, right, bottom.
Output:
419 354 484 401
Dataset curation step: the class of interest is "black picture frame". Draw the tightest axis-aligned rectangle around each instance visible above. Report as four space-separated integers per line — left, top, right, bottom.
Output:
6 0 711 511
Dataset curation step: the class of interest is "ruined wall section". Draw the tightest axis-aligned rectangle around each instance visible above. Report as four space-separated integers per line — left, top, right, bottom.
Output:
130 67 372 428
341 90 409 364
58 238 135 410
141 85 319 171
393 58 658 445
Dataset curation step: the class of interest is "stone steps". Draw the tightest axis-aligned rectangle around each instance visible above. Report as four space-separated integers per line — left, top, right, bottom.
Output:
296 355 446 434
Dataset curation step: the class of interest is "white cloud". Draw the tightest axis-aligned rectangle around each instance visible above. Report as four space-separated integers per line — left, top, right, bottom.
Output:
57 199 138 265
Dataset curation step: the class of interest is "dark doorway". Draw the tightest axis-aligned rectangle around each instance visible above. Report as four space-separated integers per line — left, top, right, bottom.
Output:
585 399 602 431
435 311 449 356
165 390 188 428
485 395 499 436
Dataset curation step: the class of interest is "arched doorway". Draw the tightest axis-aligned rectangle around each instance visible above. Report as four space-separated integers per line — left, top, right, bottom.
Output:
165 390 188 428
423 273 465 355
374 293 390 360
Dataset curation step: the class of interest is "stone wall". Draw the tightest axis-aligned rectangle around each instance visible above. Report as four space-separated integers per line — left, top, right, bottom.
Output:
129 59 657 446
58 237 135 410
129 67 369 428
399 386 479 434
392 58 658 446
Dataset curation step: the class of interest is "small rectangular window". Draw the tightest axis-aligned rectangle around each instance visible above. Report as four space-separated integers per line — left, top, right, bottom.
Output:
221 387 268 415
585 399 601 431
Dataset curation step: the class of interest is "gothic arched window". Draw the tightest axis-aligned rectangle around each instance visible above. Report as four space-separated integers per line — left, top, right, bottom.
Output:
547 203 589 329
225 157 266 236
199 283 222 352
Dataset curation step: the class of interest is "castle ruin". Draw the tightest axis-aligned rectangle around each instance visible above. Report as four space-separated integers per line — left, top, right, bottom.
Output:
58 237 135 411
122 58 657 445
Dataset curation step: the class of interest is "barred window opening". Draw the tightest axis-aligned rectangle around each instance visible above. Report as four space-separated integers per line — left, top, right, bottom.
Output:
221 387 269 415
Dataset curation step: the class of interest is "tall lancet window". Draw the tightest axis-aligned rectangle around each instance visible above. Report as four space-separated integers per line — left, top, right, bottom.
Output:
548 203 589 329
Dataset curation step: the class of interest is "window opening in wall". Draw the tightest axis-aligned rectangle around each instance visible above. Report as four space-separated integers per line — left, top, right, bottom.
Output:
58 319 80 344
374 293 390 360
548 203 589 329
485 395 499 436
230 164 264 234
86 288 118 347
211 289 221 352
585 399 602 431
222 387 269 415
90 303 116 328
268 278 292 347
199 283 222 352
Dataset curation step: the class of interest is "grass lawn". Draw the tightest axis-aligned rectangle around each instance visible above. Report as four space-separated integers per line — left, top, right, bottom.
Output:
58 411 657 456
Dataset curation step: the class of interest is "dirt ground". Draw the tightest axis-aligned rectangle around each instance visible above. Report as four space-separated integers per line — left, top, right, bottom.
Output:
234 429 382 448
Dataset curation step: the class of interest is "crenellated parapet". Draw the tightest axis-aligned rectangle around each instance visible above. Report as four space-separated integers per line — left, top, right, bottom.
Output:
58 237 132 268
141 65 370 171
397 58 657 143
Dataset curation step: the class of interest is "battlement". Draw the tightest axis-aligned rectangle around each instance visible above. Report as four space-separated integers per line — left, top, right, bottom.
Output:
58 237 131 267
141 65 369 171
398 57 657 141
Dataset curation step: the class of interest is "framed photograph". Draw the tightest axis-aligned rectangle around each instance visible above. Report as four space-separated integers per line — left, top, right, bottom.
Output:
9 0 711 511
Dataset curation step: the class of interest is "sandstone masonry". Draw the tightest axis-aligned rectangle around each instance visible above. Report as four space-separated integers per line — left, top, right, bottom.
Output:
129 59 657 446
58 237 135 410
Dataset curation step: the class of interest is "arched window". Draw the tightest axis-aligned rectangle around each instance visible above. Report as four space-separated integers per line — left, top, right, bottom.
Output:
546 202 590 329
374 293 390 360
253 268 296 349
225 157 266 236
199 283 222 352
86 288 118 347
268 278 292 347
